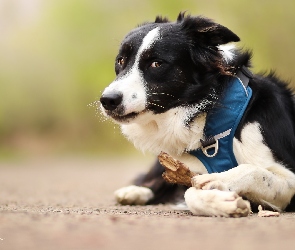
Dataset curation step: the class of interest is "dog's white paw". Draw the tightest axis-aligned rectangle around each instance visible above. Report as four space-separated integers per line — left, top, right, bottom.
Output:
191 173 229 191
114 185 154 205
184 187 250 217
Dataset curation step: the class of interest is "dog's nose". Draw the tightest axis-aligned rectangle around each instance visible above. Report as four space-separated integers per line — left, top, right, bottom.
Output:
100 92 123 111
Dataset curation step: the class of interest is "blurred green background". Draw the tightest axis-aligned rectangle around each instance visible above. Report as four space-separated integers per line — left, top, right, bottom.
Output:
0 0 294 160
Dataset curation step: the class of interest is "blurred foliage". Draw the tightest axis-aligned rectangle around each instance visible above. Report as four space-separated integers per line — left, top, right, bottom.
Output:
0 0 294 159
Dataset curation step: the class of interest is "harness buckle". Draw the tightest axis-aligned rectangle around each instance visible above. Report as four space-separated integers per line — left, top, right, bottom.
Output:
200 137 219 158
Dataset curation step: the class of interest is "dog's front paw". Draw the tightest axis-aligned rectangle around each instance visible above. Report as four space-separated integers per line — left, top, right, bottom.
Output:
191 173 229 191
114 185 154 205
185 188 250 217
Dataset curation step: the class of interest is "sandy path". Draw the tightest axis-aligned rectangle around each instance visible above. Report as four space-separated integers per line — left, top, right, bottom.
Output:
1 158 295 250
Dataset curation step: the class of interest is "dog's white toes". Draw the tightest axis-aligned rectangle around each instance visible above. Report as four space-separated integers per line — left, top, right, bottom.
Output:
202 180 229 191
191 173 218 189
184 187 250 217
114 185 154 205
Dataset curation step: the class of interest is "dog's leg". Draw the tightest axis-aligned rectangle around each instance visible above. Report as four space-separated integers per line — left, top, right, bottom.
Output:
191 164 295 211
115 159 186 205
184 188 250 217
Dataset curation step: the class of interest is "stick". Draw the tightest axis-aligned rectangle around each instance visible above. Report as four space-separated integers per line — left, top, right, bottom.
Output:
158 152 197 187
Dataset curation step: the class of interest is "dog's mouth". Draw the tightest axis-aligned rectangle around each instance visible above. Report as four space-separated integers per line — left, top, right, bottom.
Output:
110 112 138 122
104 109 147 123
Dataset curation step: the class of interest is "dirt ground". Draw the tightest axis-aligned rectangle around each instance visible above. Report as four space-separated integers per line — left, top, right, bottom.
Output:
1 157 295 250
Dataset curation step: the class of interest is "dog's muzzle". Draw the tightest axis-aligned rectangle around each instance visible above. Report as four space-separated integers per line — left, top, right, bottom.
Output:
100 91 140 122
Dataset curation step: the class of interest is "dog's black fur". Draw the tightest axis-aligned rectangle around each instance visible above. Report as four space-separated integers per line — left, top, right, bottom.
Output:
101 13 295 213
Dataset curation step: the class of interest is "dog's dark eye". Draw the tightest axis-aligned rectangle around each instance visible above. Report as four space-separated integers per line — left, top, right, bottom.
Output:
117 57 125 66
150 61 162 68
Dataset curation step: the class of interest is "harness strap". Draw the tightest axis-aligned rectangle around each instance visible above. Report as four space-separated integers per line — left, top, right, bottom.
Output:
236 66 253 88
189 67 253 173
200 129 231 157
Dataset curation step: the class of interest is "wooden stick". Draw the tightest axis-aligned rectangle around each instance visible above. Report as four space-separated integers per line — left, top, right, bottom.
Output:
158 152 197 187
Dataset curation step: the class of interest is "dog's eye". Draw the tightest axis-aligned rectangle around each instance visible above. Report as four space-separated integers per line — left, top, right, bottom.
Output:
117 57 125 66
150 61 162 68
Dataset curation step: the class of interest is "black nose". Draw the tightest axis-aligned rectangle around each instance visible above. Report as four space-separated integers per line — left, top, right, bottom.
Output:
100 92 123 111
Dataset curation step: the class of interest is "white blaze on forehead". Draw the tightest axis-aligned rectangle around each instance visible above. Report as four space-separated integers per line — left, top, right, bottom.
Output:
135 27 161 61
102 27 161 116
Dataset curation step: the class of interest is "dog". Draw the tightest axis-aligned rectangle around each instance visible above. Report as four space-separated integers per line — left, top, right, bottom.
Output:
99 12 295 217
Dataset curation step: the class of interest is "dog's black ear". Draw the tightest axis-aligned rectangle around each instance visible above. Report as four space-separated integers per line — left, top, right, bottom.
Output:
155 15 170 23
177 13 240 46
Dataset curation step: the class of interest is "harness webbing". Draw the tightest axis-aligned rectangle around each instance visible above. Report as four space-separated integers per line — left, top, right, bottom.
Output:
189 67 253 173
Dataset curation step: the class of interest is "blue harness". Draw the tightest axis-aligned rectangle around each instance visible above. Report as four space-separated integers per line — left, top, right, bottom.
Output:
189 67 253 173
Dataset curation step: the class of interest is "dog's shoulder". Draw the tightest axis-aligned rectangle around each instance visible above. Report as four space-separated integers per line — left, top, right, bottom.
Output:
236 72 295 170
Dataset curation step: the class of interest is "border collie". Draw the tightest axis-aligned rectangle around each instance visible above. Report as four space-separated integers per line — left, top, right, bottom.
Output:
100 13 295 217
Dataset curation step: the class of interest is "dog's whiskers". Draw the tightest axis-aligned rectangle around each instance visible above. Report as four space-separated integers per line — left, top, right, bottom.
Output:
87 100 101 114
150 92 175 98
88 100 109 122
147 102 165 109
88 100 100 107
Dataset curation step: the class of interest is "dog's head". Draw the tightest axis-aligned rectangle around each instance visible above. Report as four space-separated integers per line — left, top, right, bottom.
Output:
100 13 240 124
